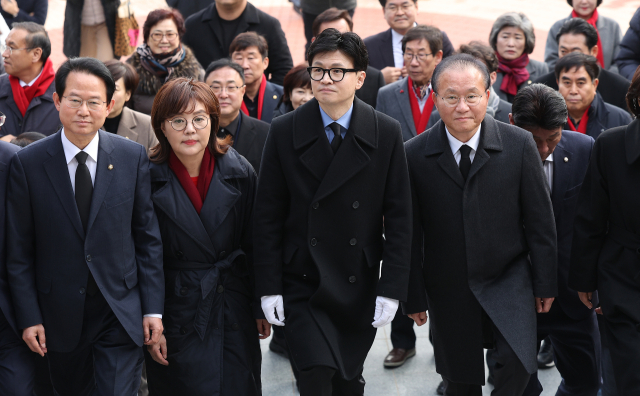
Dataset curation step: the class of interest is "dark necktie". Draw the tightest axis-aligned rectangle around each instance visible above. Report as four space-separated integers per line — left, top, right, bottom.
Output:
75 152 98 296
459 145 472 181
329 122 343 154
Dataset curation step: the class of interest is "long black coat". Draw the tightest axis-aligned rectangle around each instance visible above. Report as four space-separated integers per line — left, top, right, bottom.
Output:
63 0 119 58
253 97 412 380
145 149 262 396
403 116 557 384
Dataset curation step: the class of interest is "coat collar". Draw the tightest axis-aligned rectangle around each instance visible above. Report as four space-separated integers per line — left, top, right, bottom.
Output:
625 118 640 164
116 107 139 142
203 2 260 48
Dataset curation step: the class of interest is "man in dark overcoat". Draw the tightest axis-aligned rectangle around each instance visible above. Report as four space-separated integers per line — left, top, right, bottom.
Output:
253 29 412 395
403 54 558 396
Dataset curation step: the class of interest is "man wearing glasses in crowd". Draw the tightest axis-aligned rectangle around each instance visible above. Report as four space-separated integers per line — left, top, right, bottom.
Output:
254 29 411 395
204 58 269 174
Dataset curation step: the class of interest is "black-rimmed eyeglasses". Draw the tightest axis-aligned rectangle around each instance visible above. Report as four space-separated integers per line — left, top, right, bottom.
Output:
307 67 359 82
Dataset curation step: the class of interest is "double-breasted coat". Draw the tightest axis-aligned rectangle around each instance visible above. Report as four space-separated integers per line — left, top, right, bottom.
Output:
144 148 263 396
403 116 558 384
253 97 412 380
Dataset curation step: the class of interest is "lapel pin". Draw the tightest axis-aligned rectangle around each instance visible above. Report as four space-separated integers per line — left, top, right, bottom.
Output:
108 164 114 170
400 89 404 93
273 95 277 99
564 157 568 162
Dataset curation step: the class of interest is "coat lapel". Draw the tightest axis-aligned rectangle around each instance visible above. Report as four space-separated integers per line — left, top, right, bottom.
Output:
551 141 570 221
313 98 375 202
43 131 85 238
625 119 640 164
425 123 465 189
86 131 115 232
206 7 225 48
395 78 417 137
116 107 139 142
467 116 503 182
294 99 334 181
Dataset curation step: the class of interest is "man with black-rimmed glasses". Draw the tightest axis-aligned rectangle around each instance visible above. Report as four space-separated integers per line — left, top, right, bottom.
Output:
253 28 412 395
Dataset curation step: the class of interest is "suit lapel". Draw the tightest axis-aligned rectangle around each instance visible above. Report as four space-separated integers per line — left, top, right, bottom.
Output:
552 142 571 218
382 29 395 68
395 78 416 137
235 113 256 155
261 82 279 121
86 131 115 232
43 131 85 238
295 99 334 181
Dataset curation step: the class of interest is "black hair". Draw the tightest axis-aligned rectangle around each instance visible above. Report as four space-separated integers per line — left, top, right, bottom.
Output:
307 28 368 71
55 57 116 103
554 52 600 82
566 0 602 7
378 0 417 8
401 25 443 55
555 18 598 49
512 84 568 130
10 131 47 148
431 53 490 94
457 41 499 74
11 22 51 65
204 58 245 84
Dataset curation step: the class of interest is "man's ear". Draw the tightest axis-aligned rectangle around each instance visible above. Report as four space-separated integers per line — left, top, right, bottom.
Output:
508 113 515 125
263 56 269 70
53 92 61 111
593 77 599 90
590 45 599 58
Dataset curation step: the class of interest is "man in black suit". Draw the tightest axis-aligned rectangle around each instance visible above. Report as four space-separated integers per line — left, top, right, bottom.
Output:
254 29 412 395
363 0 453 84
311 7 386 108
509 84 601 396
534 18 630 112
6 57 165 396
183 0 293 86
404 54 557 395
205 59 269 174
0 141 35 396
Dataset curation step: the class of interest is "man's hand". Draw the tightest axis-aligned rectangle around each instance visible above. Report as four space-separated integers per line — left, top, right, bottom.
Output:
372 296 399 328
381 66 402 84
408 311 428 326
0 134 16 142
401 65 408 78
256 319 271 339
147 334 168 366
143 317 163 345
1 0 19 16
22 324 47 356
578 291 593 309
261 295 285 326
535 297 555 313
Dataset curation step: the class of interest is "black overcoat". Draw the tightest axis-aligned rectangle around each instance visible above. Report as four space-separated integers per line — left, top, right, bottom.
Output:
253 97 412 380
145 149 263 396
403 116 558 384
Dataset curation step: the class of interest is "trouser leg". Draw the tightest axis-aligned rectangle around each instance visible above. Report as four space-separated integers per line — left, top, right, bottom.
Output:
603 313 640 395
299 366 335 396
491 323 531 396
442 377 482 396
390 311 416 349
0 311 35 396
332 367 365 396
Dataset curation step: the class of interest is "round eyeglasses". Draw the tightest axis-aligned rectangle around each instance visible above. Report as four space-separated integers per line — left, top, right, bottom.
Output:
307 67 359 82
168 115 210 131
435 92 485 107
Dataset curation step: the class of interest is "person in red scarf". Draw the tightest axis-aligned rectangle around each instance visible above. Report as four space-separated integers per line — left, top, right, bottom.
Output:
0 22 59 142
376 25 443 142
230 32 284 124
545 0 622 72
489 12 549 104
557 53 630 140
145 77 269 396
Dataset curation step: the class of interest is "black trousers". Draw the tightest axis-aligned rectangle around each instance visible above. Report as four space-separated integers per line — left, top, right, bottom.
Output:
302 8 355 56
603 308 640 395
390 310 416 349
47 291 143 396
0 310 35 396
298 366 365 396
522 303 601 396
443 322 530 396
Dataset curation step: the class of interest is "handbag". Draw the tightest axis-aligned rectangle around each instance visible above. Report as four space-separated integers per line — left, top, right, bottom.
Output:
114 0 139 57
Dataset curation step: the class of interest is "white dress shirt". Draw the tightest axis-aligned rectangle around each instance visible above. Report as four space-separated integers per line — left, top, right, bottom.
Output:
19 67 44 87
391 28 405 69
544 154 554 194
445 125 482 165
61 129 162 319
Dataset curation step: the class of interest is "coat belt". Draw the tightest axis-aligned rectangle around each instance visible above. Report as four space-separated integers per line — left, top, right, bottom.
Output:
164 249 245 340
608 223 640 255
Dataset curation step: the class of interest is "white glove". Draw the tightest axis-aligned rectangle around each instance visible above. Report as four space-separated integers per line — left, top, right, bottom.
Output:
372 296 399 328
261 295 285 326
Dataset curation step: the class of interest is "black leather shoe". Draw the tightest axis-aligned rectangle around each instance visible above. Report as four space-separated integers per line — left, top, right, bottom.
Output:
436 381 445 395
383 348 416 368
537 338 555 369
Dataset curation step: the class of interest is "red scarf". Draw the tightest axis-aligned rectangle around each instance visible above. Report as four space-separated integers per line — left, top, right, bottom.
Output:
572 9 605 68
407 77 435 135
240 74 267 120
496 53 530 96
169 149 215 214
9 59 55 117
566 107 590 134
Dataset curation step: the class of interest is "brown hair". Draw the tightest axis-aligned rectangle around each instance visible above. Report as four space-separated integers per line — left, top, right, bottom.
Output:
143 8 186 44
458 41 499 74
282 64 312 103
626 66 640 118
312 8 353 37
229 32 269 59
103 59 140 108
150 78 231 163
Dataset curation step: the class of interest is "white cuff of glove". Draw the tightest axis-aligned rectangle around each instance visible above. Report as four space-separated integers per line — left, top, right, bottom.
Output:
261 295 285 326
372 296 399 328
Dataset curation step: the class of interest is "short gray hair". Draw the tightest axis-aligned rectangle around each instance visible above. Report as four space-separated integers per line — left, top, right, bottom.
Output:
432 53 490 94
489 12 536 55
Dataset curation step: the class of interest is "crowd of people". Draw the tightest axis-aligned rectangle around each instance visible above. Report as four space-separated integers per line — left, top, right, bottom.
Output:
1 0 640 395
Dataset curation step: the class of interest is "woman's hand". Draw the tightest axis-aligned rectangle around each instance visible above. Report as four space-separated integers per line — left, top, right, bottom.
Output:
147 334 169 366
256 319 271 339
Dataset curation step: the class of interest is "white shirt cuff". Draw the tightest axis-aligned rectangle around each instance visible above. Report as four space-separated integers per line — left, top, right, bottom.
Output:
144 314 162 319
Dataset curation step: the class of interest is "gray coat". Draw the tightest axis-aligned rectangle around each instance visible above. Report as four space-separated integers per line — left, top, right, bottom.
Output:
493 59 549 102
376 77 434 142
545 14 622 72
403 115 558 384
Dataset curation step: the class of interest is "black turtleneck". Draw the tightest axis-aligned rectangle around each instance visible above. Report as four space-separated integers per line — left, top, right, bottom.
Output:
218 113 240 140
103 112 123 134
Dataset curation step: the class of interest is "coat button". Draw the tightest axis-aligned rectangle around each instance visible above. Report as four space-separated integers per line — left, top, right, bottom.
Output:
180 327 188 335
219 251 226 258
349 276 356 283
312 202 319 209
86 255 91 262
176 251 183 258
180 287 188 296
310 238 317 246
79 287 86 294
302 274 308 280
350 238 357 246
352 201 359 209
232 323 239 330
217 285 224 293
